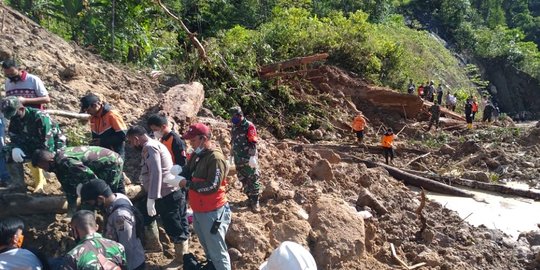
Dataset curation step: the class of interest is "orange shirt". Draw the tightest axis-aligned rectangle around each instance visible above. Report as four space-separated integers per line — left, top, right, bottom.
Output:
351 115 366 131
381 134 395 148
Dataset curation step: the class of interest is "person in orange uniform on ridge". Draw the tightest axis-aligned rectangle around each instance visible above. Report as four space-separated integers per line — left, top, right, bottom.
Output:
381 128 397 165
351 113 368 144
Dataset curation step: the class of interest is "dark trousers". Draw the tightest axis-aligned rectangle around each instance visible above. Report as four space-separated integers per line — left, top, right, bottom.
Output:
466 114 473 124
140 190 190 243
383 147 394 164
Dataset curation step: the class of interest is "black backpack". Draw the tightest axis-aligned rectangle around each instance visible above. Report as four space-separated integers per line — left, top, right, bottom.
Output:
183 253 216 270
110 204 145 241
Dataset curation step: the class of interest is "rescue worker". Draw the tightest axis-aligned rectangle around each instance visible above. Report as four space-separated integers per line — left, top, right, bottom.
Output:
427 103 441 131
417 83 424 98
0 96 65 192
31 146 125 216
407 79 415 95
351 113 367 143
165 123 232 270
471 96 479 120
426 81 435 102
126 126 187 269
482 102 495 122
436 84 444 105
147 114 187 166
3 59 51 193
147 114 190 253
230 106 261 212
62 210 127 270
381 128 396 165
0 217 46 270
465 99 473 129
79 93 127 158
80 179 145 270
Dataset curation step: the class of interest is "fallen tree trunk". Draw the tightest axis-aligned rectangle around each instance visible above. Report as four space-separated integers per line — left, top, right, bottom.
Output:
45 110 90 120
403 169 540 200
294 143 429 156
0 185 144 217
259 53 329 75
346 157 474 198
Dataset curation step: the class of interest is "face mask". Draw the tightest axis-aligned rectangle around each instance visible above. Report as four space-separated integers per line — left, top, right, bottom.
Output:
153 131 163 139
15 234 24 248
194 138 205 154
8 75 21 82
232 116 242 125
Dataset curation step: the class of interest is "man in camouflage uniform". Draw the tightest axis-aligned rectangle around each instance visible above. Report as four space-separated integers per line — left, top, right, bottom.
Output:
230 106 261 212
31 146 125 215
63 210 127 270
0 96 65 192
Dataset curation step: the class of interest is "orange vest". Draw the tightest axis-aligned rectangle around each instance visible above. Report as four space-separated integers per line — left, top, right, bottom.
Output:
351 116 366 131
472 102 478 112
189 180 227 212
381 134 395 148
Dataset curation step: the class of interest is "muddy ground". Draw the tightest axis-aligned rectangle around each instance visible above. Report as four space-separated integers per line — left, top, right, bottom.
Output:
2 3 540 270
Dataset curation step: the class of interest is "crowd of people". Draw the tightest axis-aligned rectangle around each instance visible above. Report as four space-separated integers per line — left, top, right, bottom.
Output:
0 59 318 270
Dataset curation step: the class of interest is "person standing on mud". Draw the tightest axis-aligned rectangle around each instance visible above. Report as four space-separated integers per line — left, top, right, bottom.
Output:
436 84 444 105
471 96 479 120
407 79 415 95
3 59 51 193
426 81 435 102
465 99 473 129
417 83 424 98
79 179 146 270
31 146 125 216
427 103 441 131
164 123 232 270
62 210 127 270
229 106 261 212
80 93 127 159
351 113 367 144
0 96 65 192
126 126 187 269
381 128 396 165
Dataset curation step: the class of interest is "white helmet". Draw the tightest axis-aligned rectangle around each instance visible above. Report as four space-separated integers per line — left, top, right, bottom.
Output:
259 241 317 270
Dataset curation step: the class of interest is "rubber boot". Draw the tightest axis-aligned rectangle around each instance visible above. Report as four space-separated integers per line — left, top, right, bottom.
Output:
164 240 189 270
30 164 45 193
250 195 261 213
144 221 163 252
467 123 472 129
6 163 25 191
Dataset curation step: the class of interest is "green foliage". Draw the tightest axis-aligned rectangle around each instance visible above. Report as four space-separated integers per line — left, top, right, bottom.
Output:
64 122 92 147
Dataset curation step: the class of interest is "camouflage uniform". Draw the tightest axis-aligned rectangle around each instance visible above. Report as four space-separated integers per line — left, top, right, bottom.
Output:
6 107 65 154
231 118 260 196
62 233 127 270
51 146 124 206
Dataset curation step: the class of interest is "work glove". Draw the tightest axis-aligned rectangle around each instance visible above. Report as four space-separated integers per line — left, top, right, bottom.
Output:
170 164 182 176
147 198 157 217
249 156 258 169
163 175 185 187
11 148 26 163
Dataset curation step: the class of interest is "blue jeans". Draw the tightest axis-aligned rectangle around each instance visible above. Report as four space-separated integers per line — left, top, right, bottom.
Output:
193 203 232 270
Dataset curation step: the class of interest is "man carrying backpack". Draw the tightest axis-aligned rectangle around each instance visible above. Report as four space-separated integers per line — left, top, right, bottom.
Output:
80 179 145 270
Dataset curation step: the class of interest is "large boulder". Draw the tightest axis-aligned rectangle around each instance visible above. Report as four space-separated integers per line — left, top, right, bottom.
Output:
308 159 334 181
269 219 311 247
309 195 365 268
313 149 342 164
159 82 205 127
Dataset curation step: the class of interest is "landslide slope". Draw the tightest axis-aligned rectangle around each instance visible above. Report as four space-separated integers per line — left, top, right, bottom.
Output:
0 3 534 270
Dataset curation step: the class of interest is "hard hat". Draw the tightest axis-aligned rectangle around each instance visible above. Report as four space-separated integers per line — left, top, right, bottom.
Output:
259 241 317 270
229 106 243 116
